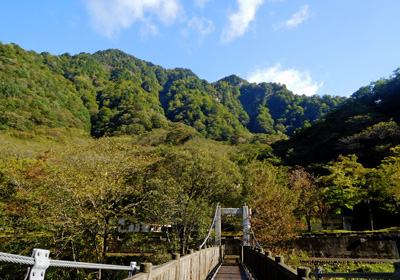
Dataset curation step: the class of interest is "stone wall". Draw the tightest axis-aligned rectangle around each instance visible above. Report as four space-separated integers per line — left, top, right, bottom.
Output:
290 232 400 259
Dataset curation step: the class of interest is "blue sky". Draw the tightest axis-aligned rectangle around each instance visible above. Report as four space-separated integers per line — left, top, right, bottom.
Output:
1 0 399 97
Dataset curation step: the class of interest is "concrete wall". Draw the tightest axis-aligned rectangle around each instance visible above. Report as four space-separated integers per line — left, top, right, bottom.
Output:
290 232 400 259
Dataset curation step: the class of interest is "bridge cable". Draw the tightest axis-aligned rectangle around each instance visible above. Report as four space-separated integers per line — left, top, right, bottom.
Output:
0 251 138 271
248 218 262 249
0 252 35 266
199 203 219 249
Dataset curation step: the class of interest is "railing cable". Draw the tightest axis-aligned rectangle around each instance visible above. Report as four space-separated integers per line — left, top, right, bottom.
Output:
49 259 132 270
0 252 35 266
200 203 219 248
0 250 138 280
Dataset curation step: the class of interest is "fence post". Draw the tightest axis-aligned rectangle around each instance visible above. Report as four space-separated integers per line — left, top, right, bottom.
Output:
297 267 311 280
275 255 284 280
173 253 181 280
26 248 50 280
393 262 400 280
129 262 138 277
140 263 152 280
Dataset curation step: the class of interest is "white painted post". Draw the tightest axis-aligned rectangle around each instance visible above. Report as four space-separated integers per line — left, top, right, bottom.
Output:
215 203 221 246
129 262 138 277
243 204 250 246
27 249 50 280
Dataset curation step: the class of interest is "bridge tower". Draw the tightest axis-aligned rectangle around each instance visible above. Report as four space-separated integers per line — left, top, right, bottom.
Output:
215 204 250 246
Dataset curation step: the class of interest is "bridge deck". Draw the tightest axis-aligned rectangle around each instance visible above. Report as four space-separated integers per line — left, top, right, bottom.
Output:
213 264 249 280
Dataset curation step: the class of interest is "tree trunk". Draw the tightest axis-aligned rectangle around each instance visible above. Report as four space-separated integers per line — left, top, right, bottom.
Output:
392 196 400 216
306 213 312 232
180 226 186 255
99 219 110 280
367 199 374 231
341 187 345 229
318 202 329 230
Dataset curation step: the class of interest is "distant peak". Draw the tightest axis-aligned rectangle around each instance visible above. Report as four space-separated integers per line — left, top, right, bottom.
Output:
216 75 247 87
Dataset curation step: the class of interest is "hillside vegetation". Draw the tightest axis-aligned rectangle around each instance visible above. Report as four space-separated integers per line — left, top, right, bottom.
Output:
0 42 345 142
1 42 400 279
275 68 400 168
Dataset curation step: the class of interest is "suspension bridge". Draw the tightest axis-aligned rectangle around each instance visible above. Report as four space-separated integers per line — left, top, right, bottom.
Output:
1 204 400 279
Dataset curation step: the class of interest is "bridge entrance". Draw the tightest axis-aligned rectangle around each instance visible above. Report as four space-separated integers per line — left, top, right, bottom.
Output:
215 204 250 247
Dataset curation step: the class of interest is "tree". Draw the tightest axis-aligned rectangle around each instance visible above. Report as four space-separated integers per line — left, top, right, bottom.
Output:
245 162 302 249
319 155 366 229
289 166 319 231
375 146 400 215
135 147 242 254
43 138 153 279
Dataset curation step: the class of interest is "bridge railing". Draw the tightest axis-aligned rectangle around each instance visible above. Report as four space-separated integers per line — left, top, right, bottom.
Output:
242 246 400 280
0 248 139 279
242 246 311 280
0 245 223 280
125 245 223 280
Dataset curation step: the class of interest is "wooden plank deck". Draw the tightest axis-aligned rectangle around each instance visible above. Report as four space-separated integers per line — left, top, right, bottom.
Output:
213 264 249 280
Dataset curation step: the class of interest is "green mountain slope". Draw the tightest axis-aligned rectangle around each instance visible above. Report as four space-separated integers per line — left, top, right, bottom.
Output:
0 43 346 142
0 43 91 135
274 68 400 168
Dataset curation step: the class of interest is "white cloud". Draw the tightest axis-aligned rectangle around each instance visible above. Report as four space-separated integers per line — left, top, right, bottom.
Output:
247 64 323 96
140 19 160 39
86 0 184 38
183 16 214 38
221 0 264 43
194 0 210 8
274 5 309 30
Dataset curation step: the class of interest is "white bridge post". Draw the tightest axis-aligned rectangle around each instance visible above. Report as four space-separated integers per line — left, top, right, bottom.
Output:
26 249 50 280
215 203 221 246
243 204 250 246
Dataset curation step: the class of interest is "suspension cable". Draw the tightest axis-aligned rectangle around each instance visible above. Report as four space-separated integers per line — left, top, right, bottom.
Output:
200 203 219 248
248 217 262 249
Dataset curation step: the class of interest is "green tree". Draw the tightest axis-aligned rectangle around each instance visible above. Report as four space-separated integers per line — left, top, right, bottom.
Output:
43 138 153 279
319 155 366 229
375 146 400 215
245 162 302 249
136 147 242 254
289 166 319 232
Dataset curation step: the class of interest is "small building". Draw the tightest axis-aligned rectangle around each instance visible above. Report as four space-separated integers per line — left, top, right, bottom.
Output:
118 219 171 232
311 214 353 231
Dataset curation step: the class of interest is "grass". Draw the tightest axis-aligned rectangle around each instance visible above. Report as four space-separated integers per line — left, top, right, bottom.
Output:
302 227 400 235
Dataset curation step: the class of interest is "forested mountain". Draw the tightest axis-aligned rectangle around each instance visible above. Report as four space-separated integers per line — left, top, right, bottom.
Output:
0 43 91 134
2 42 400 280
0 42 346 142
274 68 400 168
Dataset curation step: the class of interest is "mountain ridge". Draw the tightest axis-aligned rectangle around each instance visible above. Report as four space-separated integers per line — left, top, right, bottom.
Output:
0 42 346 142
